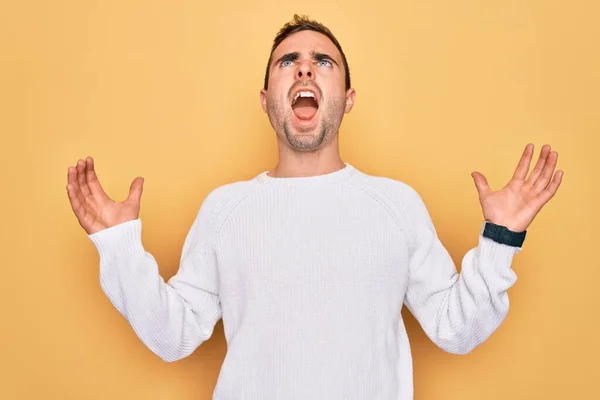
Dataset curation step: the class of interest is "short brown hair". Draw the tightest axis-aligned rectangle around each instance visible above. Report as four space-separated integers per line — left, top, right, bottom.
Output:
263 14 351 91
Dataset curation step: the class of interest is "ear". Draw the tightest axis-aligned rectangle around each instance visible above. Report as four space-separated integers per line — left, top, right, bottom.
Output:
344 88 356 113
260 89 268 113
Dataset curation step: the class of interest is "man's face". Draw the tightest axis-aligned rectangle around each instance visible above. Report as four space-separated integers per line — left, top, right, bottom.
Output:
260 30 355 152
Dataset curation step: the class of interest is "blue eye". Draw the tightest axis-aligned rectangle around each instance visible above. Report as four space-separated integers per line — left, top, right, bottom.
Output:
281 60 293 67
318 60 332 67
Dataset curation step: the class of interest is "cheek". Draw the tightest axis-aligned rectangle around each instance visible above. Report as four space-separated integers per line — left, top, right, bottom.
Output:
317 76 344 99
268 88 289 107
268 93 286 110
265 90 289 117
317 68 342 85
321 87 345 106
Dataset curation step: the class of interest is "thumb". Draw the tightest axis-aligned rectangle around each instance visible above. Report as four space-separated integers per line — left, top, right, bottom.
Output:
471 171 491 198
127 176 144 204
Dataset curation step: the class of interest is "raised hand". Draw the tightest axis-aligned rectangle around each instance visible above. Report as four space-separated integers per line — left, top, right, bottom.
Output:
470 144 563 232
66 157 144 235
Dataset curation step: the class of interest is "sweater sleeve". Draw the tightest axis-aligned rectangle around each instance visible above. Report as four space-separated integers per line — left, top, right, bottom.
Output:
88 189 225 362
401 187 520 355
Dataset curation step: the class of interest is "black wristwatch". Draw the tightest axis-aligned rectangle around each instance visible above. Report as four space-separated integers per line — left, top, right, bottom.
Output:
482 221 527 248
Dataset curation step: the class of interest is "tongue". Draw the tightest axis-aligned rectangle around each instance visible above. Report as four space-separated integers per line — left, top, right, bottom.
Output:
292 98 318 120
293 106 318 120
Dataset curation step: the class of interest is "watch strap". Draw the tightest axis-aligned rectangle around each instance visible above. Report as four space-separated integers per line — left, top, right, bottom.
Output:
482 221 527 248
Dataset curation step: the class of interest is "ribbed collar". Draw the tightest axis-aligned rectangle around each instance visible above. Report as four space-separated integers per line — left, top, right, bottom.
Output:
254 163 356 187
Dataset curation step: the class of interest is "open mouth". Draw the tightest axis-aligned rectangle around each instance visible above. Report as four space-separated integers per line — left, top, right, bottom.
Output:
291 90 319 121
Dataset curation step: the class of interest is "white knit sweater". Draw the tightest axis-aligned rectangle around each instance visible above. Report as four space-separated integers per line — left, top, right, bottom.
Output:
89 163 520 399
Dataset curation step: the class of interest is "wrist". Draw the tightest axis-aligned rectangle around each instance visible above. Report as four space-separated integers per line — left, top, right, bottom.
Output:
486 217 526 233
482 221 527 248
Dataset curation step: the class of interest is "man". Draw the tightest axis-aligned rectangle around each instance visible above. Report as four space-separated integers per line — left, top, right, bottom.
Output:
66 14 563 400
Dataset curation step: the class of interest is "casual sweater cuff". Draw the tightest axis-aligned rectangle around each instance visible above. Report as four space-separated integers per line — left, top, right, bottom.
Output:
477 221 522 264
88 219 145 261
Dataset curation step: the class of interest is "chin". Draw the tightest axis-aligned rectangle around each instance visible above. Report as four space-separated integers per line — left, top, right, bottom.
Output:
284 121 328 151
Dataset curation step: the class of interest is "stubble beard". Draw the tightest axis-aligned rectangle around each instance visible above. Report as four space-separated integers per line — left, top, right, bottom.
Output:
283 121 327 151
267 96 346 152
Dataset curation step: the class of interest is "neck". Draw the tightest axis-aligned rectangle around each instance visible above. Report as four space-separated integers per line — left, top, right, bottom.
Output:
268 135 345 178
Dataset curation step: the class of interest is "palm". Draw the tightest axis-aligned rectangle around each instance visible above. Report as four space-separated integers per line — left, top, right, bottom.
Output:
66 157 144 235
471 144 563 232
78 192 139 233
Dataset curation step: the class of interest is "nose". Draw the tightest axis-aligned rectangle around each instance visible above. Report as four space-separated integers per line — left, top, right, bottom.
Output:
295 61 314 82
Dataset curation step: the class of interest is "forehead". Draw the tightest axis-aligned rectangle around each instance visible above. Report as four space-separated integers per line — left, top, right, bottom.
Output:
271 30 342 62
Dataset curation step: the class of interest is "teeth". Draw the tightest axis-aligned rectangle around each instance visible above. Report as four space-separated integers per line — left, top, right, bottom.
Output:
293 91 317 104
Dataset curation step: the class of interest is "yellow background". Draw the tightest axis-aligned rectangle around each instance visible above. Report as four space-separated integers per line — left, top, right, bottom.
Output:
1 0 598 399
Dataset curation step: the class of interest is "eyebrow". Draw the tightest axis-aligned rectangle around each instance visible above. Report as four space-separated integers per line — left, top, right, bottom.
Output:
273 51 339 67
313 52 339 66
